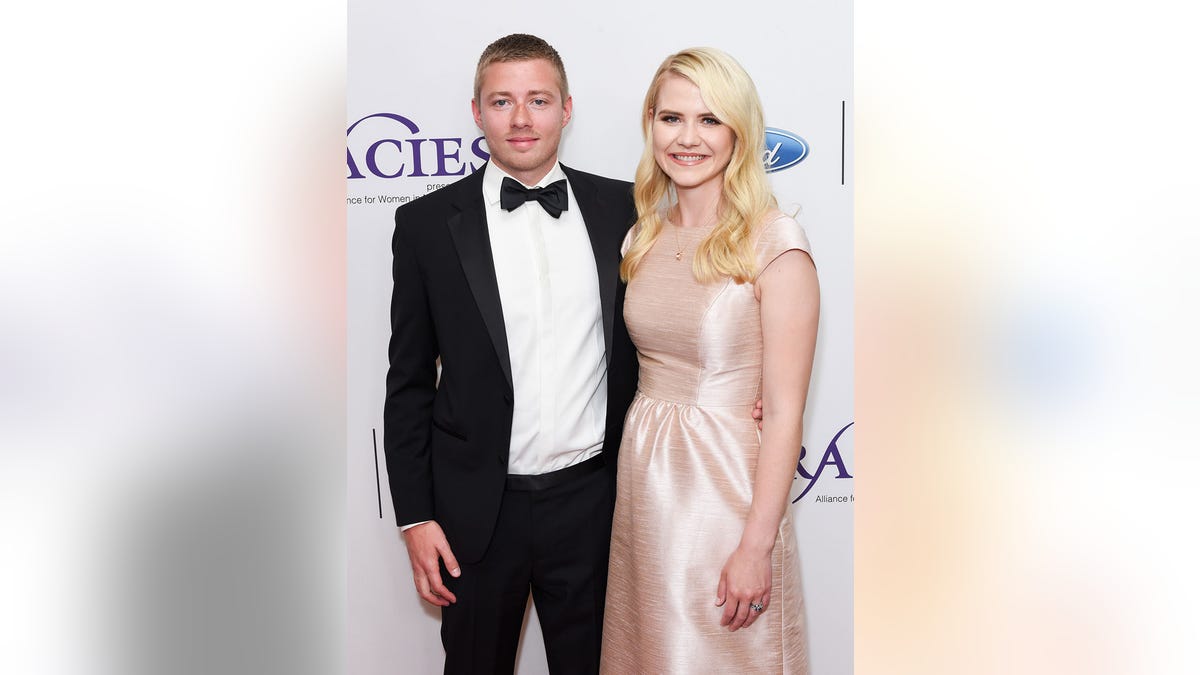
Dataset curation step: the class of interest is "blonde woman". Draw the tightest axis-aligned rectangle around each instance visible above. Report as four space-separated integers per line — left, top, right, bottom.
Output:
600 48 819 673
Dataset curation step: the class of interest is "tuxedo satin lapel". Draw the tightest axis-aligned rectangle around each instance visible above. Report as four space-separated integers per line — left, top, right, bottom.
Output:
447 204 514 391
564 166 619 364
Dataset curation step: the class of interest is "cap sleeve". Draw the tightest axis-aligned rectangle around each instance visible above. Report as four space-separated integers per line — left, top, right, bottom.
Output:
620 224 638 258
754 212 813 280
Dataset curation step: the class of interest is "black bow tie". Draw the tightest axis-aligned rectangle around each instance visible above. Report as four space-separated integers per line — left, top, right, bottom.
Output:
500 177 568 218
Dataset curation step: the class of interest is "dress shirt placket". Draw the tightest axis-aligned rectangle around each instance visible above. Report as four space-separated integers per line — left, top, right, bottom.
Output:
526 207 556 460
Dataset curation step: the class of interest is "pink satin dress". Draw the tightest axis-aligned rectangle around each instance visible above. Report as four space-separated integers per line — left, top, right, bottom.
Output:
600 213 812 674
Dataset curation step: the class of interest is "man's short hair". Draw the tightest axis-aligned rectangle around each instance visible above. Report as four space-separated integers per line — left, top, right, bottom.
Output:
474 33 569 103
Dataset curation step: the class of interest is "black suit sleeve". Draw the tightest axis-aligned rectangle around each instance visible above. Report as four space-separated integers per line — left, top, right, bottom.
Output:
383 208 437 526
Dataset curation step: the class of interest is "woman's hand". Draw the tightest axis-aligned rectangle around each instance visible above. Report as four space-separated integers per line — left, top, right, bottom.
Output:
715 544 772 631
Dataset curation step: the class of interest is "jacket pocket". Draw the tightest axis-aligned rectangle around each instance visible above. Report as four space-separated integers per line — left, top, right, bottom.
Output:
431 418 468 442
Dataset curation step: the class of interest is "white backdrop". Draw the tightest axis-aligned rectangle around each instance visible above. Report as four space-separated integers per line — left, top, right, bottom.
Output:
347 3 853 673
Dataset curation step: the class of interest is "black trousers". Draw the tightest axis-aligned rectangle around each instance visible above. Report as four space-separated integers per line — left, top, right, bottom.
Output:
440 459 615 675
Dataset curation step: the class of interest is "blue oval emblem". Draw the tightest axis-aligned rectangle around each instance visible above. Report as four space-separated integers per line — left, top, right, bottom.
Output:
763 128 809 173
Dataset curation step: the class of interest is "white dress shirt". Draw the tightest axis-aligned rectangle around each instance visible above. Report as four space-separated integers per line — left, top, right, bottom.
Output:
482 161 607 475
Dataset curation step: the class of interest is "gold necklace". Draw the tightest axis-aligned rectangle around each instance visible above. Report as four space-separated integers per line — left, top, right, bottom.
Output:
670 210 716 261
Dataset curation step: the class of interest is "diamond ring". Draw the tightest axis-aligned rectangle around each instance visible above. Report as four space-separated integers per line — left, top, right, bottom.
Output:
750 602 765 612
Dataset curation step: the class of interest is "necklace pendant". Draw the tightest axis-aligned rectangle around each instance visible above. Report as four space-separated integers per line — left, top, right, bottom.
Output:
675 251 682 261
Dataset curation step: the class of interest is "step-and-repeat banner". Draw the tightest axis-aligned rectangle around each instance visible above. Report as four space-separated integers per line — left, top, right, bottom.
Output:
347 3 852 673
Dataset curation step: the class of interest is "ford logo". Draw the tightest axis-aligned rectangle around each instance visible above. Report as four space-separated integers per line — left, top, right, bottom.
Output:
763 128 809 173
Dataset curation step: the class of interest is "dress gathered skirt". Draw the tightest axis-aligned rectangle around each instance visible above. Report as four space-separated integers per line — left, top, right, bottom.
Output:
600 213 812 674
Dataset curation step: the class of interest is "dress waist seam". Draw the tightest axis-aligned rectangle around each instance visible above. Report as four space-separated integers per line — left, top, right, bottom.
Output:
634 389 755 409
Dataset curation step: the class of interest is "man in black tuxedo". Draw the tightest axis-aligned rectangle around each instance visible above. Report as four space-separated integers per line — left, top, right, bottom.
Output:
383 34 639 674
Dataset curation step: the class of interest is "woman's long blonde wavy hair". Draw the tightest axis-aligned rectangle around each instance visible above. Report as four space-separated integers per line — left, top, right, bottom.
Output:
620 47 777 284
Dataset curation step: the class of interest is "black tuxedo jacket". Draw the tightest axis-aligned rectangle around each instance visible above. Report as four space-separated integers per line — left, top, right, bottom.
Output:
384 165 639 564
